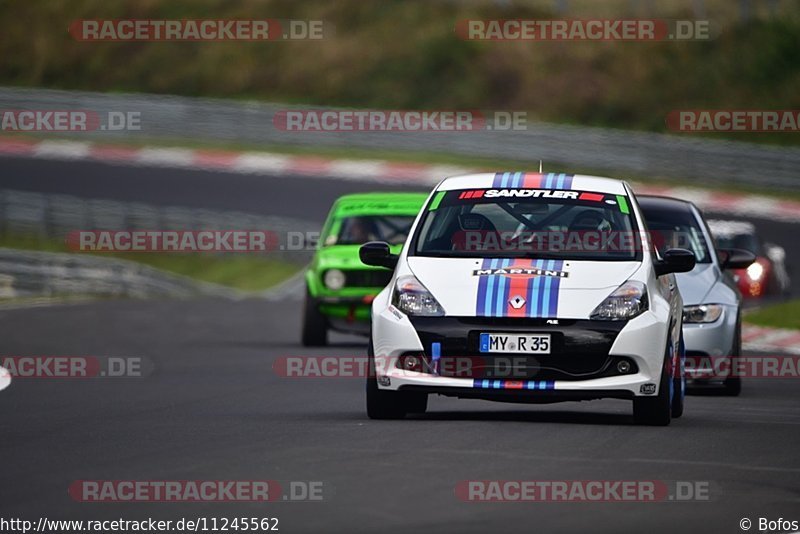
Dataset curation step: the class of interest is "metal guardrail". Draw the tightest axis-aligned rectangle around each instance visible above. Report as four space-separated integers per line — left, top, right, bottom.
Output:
1 87 799 190
0 188 317 299
0 248 238 299
0 188 317 260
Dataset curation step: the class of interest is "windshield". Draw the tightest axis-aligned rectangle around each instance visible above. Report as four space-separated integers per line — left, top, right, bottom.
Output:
639 204 712 264
412 189 641 261
326 215 416 246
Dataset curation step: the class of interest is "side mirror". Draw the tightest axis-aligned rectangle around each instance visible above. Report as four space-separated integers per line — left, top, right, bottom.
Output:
655 248 696 276
359 241 398 270
718 248 756 270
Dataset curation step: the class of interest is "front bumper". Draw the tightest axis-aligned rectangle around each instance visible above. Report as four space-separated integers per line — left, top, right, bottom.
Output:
683 305 737 381
314 295 375 333
372 309 669 400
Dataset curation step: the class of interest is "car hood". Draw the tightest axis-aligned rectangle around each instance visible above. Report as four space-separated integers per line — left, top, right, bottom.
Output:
675 263 719 305
406 257 642 319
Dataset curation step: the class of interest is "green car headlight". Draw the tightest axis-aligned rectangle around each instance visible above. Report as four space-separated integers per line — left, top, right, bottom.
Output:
323 269 346 290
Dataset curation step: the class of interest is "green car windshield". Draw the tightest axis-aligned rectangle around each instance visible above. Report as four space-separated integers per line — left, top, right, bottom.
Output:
325 215 417 246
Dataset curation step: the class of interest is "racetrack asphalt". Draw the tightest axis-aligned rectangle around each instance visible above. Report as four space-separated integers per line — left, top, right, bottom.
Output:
0 156 799 533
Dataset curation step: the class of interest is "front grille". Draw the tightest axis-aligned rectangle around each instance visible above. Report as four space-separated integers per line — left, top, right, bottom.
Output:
341 269 393 288
408 317 628 381
433 354 636 381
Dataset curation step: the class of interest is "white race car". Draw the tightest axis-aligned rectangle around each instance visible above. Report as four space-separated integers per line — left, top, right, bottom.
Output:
360 173 695 425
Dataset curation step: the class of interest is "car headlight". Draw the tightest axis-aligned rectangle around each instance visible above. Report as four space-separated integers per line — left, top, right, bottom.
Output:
323 269 346 290
683 304 723 324
392 275 445 317
746 261 764 281
590 280 648 321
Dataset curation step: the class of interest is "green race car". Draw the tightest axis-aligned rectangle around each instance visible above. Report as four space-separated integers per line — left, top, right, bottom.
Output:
302 192 427 346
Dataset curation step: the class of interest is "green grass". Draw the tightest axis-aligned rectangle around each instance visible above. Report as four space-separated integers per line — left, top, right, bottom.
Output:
127 254 300 292
744 300 800 330
1 0 799 146
0 234 301 292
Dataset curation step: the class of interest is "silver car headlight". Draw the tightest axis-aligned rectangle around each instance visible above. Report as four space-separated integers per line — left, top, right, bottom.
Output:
683 304 723 324
590 281 648 321
323 269 346 290
392 275 445 317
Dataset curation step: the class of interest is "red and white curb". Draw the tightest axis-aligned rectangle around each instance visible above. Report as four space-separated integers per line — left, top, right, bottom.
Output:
1 137 799 223
743 324 800 355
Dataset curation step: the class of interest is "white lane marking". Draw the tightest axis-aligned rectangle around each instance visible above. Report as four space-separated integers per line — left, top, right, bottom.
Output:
136 147 196 167
743 325 800 355
327 159 389 180
233 153 292 174
743 341 800 355
33 140 92 159
422 165 473 184
663 187 713 206
3 139 800 221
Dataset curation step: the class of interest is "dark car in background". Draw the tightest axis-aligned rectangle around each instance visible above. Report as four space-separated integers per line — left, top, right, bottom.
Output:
708 219 791 300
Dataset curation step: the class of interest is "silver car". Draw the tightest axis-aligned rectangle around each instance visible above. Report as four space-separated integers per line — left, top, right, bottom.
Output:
638 196 755 396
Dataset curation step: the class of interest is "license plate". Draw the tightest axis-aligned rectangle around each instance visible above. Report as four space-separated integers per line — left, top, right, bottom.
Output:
479 333 551 354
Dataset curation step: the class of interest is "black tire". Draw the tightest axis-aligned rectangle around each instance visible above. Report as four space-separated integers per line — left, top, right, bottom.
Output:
633 341 672 426
366 338 407 420
406 393 428 414
301 287 328 347
723 376 742 396
671 334 685 418
723 321 742 396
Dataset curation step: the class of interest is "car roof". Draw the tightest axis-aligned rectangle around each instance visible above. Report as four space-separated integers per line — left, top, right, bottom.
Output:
636 195 698 212
332 192 428 215
436 173 629 195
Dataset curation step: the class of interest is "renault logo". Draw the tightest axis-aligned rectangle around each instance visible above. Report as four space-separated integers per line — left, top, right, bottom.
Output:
509 295 526 309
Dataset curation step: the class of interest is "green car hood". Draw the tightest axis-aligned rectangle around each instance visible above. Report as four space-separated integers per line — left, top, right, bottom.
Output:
313 243 404 271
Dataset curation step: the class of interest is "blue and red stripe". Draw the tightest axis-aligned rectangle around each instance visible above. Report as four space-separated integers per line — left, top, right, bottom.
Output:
475 258 563 318
492 172 574 189
472 379 555 390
